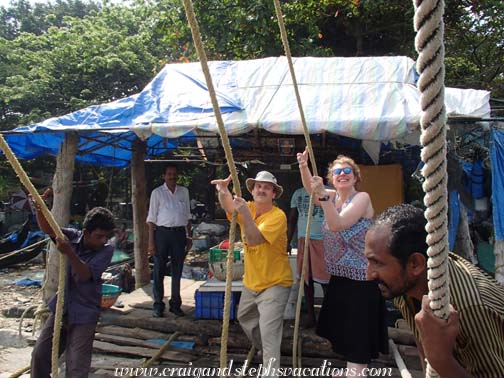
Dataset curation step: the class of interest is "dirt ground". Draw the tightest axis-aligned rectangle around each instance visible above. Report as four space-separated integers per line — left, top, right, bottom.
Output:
0 258 45 376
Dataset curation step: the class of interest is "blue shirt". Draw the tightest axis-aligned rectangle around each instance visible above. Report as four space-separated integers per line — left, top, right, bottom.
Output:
48 228 113 325
290 187 325 240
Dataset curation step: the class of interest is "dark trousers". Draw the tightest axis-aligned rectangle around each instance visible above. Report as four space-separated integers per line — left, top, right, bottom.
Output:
152 227 187 312
31 313 96 378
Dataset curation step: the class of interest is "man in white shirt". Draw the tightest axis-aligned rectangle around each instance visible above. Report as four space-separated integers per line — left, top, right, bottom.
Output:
147 164 192 317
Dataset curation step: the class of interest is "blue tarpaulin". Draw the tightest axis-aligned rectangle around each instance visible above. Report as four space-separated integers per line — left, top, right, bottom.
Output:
449 190 460 251
491 129 504 241
4 129 186 168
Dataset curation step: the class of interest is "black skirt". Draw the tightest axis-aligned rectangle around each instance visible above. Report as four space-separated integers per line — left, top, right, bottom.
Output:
316 275 389 364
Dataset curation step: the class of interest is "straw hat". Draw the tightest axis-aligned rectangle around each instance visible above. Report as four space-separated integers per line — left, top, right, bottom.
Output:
245 171 283 198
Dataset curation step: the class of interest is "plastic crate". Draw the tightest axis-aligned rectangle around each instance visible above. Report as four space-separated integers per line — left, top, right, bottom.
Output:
209 246 241 263
194 290 239 320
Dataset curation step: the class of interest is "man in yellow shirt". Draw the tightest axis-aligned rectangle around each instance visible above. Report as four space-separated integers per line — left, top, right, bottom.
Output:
211 171 293 375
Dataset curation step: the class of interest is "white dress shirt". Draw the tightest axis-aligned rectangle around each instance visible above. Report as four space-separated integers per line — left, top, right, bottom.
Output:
146 183 191 227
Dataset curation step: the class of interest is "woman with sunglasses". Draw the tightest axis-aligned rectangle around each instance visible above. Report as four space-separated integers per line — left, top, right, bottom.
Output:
297 148 388 376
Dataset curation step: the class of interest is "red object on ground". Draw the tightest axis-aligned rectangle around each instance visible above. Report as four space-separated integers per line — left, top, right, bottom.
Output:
219 240 229 250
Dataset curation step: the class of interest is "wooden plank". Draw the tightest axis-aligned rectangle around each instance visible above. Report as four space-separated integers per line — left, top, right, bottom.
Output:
94 333 197 355
100 308 241 337
96 325 206 345
101 310 415 350
96 325 170 340
208 334 336 358
91 354 144 369
92 340 192 363
397 344 421 358
395 318 410 330
388 327 416 346
389 339 412 378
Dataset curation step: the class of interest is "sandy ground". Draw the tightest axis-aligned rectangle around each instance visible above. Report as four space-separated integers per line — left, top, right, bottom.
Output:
0 258 45 376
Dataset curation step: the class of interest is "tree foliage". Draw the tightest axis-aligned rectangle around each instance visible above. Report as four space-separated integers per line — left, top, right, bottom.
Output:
0 1 163 128
0 0 502 132
444 0 504 96
0 0 101 40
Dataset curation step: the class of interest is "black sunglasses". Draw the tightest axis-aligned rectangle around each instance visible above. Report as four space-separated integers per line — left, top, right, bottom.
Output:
333 167 353 175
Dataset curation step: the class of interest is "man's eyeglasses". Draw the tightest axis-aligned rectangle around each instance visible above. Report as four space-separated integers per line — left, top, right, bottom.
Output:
333 167 353 175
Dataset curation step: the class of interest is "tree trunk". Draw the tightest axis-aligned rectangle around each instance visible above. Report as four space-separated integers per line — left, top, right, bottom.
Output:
131 138 150 288
495 240 504 285
42 133 78 304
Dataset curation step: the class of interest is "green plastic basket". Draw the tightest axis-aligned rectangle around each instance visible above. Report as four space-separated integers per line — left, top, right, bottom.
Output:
101 284 122 309
209 247 241 263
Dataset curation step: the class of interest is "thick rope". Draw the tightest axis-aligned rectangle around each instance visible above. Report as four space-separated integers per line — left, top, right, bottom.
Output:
8 365 30 378
15 305 51 375
0 134 67 378
18 304 37 337
181 0 243 374
296 335 303 371
15 244 50 374
238 345 256 378
413 1 449 377
32 303 50 335
31 242 52 336
271 0 319 369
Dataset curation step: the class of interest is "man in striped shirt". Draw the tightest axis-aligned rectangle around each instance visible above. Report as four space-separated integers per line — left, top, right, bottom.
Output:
365 204 504 378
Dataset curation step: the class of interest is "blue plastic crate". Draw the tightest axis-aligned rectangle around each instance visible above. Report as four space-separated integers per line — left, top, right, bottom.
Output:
194 290 238 320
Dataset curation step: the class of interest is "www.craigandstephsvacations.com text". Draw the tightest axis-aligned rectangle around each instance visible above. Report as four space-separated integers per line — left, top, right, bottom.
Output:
114 360 393 377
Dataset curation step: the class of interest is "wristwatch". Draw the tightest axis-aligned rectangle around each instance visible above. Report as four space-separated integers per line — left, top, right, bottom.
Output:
318 194 330 202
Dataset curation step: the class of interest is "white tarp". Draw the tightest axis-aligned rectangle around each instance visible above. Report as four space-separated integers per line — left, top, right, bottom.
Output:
132 56 490 141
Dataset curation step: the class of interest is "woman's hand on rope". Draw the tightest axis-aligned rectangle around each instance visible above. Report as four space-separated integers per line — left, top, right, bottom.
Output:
296 147 309 168
310 176 326 197
210 175 232 194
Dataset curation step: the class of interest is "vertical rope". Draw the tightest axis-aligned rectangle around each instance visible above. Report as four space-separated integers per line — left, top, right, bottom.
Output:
271 0 318 369
0 135 66 378
181 0 243 374
238 345 256 378
413 1 449 377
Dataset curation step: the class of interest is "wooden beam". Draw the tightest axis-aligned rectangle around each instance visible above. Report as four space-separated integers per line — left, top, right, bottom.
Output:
92 340 192 363
131 139 150 288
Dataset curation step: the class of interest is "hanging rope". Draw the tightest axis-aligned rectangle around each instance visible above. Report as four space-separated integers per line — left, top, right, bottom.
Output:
238 345 256 378
271 0 318 369
413 1 449 377
181 0 243 373
8 365 31 378
0 134 67 378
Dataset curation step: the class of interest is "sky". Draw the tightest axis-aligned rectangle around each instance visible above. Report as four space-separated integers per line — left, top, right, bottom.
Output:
1 0 51 8
0 0 125 8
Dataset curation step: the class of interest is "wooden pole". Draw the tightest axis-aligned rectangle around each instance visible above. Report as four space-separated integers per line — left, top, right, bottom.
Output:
131 138 150 288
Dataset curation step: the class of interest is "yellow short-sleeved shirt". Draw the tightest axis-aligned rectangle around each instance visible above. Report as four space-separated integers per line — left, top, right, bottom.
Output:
229 202 293 292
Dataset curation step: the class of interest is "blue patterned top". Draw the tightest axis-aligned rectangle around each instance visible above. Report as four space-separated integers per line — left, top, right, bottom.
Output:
322 194 372 281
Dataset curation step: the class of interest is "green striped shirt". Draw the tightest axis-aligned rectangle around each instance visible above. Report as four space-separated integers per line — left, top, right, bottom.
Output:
394 253 504 378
